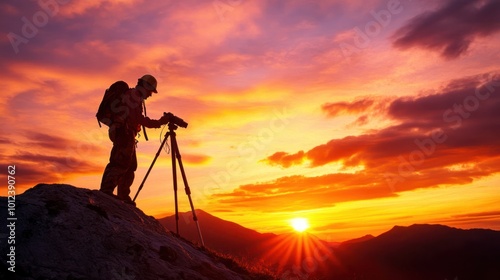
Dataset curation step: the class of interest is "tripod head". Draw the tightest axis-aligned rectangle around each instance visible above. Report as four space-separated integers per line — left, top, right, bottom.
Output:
168 122 179 131
163 112 188 128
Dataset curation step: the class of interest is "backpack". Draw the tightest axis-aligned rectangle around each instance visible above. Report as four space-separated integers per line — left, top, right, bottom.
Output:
96 81 130 127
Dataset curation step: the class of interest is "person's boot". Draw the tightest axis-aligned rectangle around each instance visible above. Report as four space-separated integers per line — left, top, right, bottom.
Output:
119 195 136 206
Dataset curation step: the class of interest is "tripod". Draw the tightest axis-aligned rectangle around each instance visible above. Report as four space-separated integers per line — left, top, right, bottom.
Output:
133 123 204 247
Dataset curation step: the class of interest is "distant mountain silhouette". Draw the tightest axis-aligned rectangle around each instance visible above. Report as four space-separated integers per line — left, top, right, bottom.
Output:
333 224 500 280
338 234 374 245
159 210 277 259
161 212 500 279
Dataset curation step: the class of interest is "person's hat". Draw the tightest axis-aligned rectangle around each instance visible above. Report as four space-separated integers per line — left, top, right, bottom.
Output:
139 74 158 93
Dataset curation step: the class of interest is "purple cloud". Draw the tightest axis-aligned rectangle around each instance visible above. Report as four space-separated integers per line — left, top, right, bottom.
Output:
393 0 500 59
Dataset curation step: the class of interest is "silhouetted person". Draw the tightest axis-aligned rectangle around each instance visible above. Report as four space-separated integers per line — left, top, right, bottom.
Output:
100 74 169 205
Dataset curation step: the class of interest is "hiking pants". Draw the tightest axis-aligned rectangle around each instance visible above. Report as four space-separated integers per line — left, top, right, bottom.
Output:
100 124 137 199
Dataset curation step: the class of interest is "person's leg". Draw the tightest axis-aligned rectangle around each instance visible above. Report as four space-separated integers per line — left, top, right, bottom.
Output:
117 144 137 203
100 125 133 196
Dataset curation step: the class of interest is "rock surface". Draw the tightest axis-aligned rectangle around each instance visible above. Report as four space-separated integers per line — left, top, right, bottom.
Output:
0 184 256 280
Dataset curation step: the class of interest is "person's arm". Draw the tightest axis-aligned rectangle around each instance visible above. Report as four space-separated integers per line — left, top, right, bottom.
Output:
138 115 163 128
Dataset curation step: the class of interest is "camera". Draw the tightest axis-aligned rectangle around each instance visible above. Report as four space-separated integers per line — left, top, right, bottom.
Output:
163 112 188 128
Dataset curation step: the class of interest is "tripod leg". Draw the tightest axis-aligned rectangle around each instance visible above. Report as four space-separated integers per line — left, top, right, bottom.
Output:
171 135 205 247
133 132 170 202
172 135 179 236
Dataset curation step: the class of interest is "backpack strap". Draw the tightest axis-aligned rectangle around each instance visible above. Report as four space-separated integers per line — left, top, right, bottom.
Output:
142 100 149 141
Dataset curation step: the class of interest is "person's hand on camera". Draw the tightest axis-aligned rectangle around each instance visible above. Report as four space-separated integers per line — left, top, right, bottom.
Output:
159 113 171 125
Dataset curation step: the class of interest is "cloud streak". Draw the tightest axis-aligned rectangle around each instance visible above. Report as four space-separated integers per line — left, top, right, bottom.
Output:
322 98 375 117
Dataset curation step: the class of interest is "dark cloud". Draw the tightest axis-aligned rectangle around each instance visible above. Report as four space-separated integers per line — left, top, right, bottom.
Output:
452 211 500 219
262 151 305 168
182 153 212 165
433 210 500 229
23 131 74 150
13 131 107 155
388 73 500 123
14 151 101 173
393 0 500 59
322 98 375 117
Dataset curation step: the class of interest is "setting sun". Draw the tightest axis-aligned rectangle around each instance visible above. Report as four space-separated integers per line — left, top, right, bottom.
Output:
290 218 310 232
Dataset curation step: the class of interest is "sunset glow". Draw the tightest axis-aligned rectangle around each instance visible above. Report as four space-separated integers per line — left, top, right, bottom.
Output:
2 0 500 243
291 218 310 233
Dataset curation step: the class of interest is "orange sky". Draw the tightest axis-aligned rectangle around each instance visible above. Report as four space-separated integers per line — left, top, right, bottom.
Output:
1 0 500 241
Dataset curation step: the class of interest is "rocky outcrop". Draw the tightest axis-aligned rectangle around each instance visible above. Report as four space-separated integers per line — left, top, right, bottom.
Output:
0 184 259 280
